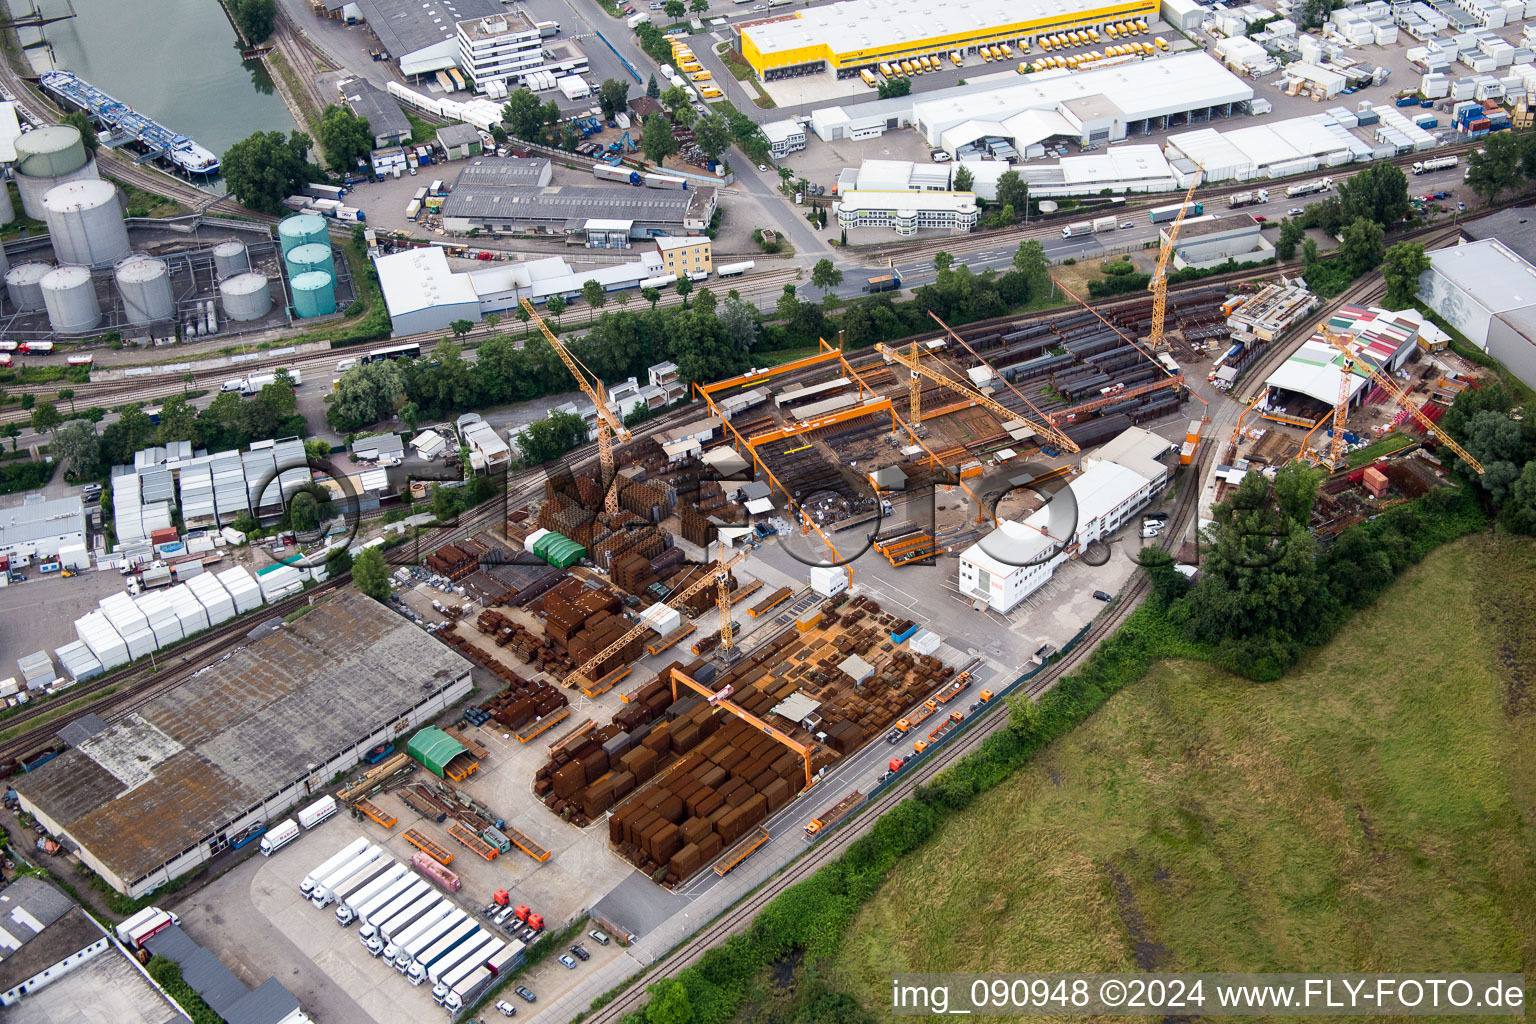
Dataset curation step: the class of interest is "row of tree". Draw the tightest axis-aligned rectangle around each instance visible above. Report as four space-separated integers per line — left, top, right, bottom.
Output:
1462 131 1536 206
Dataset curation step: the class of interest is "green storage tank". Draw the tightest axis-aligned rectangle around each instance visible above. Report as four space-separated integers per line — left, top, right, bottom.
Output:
278 213 328 256
285 241 334 279
290 270 336 319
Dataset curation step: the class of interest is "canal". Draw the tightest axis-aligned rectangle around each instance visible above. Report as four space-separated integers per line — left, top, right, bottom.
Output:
11 0 298 162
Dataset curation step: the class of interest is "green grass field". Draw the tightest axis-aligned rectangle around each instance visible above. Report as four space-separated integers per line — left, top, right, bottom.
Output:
829 534 1536 1009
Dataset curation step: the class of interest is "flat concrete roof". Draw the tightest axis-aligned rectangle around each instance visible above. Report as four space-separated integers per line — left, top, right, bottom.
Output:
452 156 552 188
7 934 189 1024
350 0 502 58
1427 238 1536 314
13 591 473 886
1460 208 1536 268
442 184 713 226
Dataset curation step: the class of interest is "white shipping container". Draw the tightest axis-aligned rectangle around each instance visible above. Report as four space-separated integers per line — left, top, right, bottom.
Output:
216 566 264 613
135 590 185 646
809 566 848 598
100 591 151 636
75 612 129 669
257 565 304 600
119 626 158 661
54 640 104 683
167 584 212 635
187 572 236 624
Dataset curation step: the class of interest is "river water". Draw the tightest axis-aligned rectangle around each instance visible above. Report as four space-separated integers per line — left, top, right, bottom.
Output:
12 0 297 161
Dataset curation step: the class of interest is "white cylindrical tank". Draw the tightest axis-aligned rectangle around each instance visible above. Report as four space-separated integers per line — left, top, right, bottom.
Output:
0 241 9 279
212 239 250 279
205 299 216 334
43 179 131 267
41 264 102 334
220 272 272 321
6 263 52 311
16 154 99 222
0 185 13 232
115 254 174 324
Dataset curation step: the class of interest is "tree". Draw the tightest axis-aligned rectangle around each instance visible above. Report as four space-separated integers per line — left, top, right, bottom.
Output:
598 78 631 120
675 276 693 308
646 979 691 1024
484 312 501 333
1335 162 1410 227
1302 237 1320 267
182 373 196 395
30 401 60 437
876 77 911 99
719 295 759 352
671 103 697 129
933 251 954 273
660 85 691 119
490 124 507 144
57 387 75 413
684 114 728 167
664 0 685 17
156 395 199 443
1298 0 1330 27
517 409 589 464
20 393 32 411
1338 216 1385 277
641 286 661 310
693 286 716 315
399 401 420 431
640 113 679 165
951 164 973 193
288 491 321 532
2 423 19 451
810 257 843 291
1138 546 1189 605
1459 409 1530 501
62 111 97 154
689 0 708 10
582 279 608 309
1465 131 1525 205
545 294 567 324
995 170 1028 216
233 0 276 42
326 360 405 432
317 104 374 172
1011 238 1049 297
647 75 661 99
1381 241 1430 309
351 547 393 602
1276 218 1305 261
52 419 99 476
221 130 317 215
449 318 474 339
502 89 545 142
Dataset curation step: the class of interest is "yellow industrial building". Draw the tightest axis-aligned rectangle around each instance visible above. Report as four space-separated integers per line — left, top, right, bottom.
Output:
737 0 1157 79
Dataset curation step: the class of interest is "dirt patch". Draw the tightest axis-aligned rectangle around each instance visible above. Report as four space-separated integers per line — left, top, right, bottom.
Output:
771 949 804 988
1106 863 1168 971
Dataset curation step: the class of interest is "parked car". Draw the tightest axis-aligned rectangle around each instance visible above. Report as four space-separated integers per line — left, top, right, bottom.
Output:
1092 590 1113 602
495 1001 518 1018
571 945 591 961
559 954 578 969
1140 523 1162 538
515 986 537 1003
1253 215 1267 222
589 929 611 946
757 163 768 171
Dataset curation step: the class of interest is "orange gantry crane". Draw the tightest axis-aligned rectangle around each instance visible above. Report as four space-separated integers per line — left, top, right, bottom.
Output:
520 297 631 514
874 342 1076 451
1319 326 1485 474
671 665 818 791
563 547 752 692
1148 165 1205 353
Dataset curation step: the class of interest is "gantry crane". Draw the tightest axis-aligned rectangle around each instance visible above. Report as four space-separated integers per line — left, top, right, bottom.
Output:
874 342 1078 452
1148 165 1204 353
928 312 1079 447
563 546 752 692
1320 326 1485 474
520 298 631 514
671 665 818 791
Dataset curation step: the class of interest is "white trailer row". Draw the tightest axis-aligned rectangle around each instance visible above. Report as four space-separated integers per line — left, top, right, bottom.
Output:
294 838 520 1011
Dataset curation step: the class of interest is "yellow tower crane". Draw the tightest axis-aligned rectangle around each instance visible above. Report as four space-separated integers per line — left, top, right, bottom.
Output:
520 298 631 514
1320 326 1485 474
716 568 734 655
1148 166 1204 353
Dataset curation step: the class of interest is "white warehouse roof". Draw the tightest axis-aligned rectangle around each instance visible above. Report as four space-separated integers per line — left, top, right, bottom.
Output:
375 246 479 320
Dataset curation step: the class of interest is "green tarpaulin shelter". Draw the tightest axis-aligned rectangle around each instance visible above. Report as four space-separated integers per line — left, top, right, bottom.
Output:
407 727 465 778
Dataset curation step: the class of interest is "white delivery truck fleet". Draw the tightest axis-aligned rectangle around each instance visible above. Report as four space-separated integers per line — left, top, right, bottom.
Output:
336 862 407 926
359 880 431 953
399 909 468 983
299 837 369 899
309 844 386 908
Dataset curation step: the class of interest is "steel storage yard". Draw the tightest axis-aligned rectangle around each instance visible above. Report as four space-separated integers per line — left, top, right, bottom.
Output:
41 179 132 267
12 592 475 897
115 254 175 324
220 272 273 321
40 264 102 334
736 0 1158 76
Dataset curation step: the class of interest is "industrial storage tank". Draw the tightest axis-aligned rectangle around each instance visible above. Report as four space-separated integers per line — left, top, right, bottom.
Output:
277 214 328 256
0 184 12 230
14 125 97 220
212 239 250 279
43 179 132 267
41 264 102 334
6 262 52 311
284 242 334 278
220 272 272 321
115 254 174 325
0 240 10 278
290 271 335 319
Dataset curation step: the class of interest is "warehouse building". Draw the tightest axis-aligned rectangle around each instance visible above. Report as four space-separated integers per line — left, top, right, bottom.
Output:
1162 214 1275 270
835 159 955 196
451 155 553 188
0 494 86 566
1165 111 1375 182
736 0 1158 79
760 119 808 157
1016 143 1177 197
1418 238 1536 390
439 184 716 237
958 455 1156 613
811 52 1253 152
346 0 503 76
1262 305 1424 413
340 78 412 148
834 190 978 234
13 591 474 898
437 122 484 160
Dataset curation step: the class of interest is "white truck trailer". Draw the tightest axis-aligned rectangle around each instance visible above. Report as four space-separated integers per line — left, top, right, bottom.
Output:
299 837 369 899
359 880 431 952
336 862 407 926
309 844 385 908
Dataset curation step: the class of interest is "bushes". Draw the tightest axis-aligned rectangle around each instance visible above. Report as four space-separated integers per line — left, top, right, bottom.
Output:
146 957 222 1024
0 460 55 495
1087 271 1151 298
